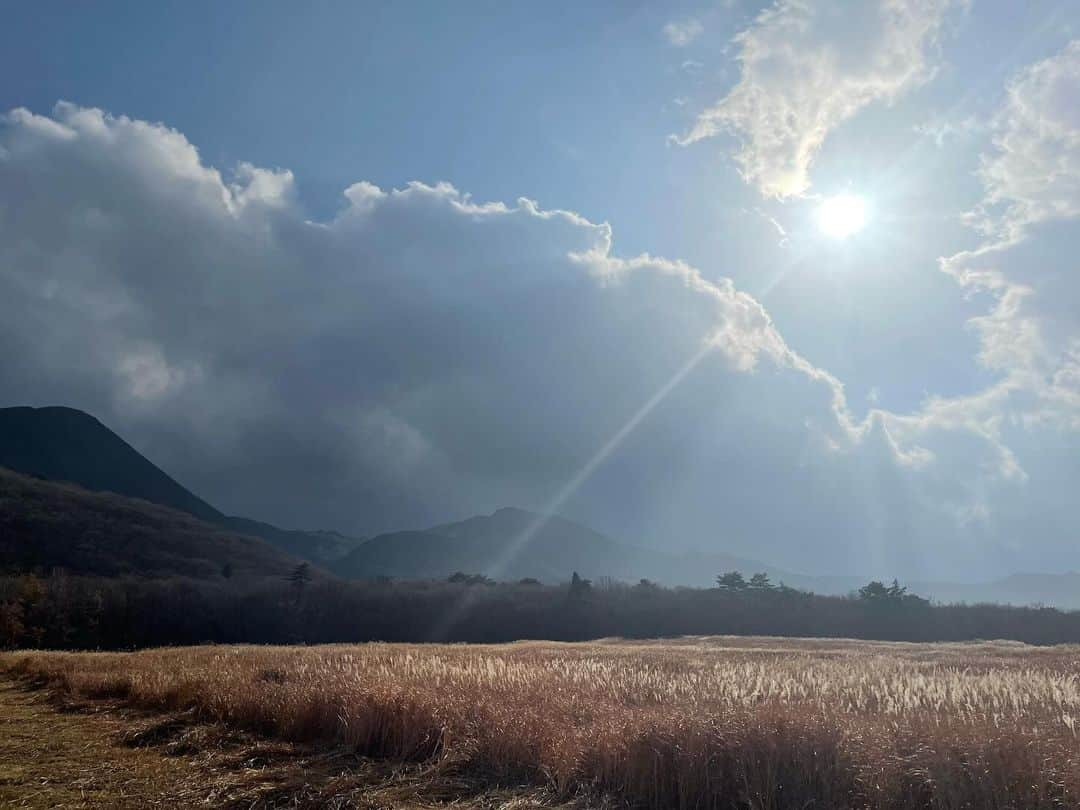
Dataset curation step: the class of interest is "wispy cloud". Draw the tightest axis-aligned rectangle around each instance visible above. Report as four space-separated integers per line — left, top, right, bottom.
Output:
913 115 982 147
939 40 1080 429
973 40 1080 240
663 18 704 47
676 0 961 198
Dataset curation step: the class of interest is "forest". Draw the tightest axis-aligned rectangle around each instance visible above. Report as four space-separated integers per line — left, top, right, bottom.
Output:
4 567 1080 650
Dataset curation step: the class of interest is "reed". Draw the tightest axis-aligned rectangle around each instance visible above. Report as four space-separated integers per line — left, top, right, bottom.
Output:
5 636 1079 808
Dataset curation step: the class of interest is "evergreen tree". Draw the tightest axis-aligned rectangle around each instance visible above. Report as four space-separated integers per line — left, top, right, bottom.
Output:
716 571 747 591
287 563 311 594
748 572 773 591
569 571 592 599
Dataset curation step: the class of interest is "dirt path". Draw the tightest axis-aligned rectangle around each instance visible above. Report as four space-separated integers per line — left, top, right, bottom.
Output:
0 677 396 808
0 677 560 809
0 679 192 807
0 677 270 808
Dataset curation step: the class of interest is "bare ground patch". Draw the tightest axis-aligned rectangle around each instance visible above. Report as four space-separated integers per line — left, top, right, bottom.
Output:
0 677 571 809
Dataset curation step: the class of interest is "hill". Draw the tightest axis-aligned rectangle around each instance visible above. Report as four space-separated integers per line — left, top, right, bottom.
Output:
339 507 1080 608
340 506 772 585
0 467 300 580
7 407 1080 608
0 406 222 522
0 406 361 562
217 515 360 562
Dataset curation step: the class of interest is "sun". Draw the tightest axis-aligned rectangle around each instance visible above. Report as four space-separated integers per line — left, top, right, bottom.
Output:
818 194 867 239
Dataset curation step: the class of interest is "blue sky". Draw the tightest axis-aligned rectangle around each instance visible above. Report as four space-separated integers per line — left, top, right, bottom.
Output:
7 0 1065 413
6 0 1066 411
3 1 1080 579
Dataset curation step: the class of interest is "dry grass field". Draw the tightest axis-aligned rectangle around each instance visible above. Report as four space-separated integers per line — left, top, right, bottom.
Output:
4 636 1080 809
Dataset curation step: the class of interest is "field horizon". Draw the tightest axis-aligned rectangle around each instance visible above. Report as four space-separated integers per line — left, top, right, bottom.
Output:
5 635 1080 808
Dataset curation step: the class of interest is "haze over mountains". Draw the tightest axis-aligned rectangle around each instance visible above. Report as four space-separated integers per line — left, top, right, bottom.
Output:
3 405 1080 608
339 506 766 585
0 406 772 586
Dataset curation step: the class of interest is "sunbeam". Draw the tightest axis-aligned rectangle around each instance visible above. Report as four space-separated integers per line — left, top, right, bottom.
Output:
425 340 717 640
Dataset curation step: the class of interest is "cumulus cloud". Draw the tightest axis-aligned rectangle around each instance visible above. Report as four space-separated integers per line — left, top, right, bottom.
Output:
0 102 1044 577
677 0 960 197
941 41 1080 420
906 40 1080 571
969 40 1080 241
663 18 704 47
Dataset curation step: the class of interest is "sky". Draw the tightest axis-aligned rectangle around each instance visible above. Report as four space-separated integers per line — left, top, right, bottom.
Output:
2 0 1080 580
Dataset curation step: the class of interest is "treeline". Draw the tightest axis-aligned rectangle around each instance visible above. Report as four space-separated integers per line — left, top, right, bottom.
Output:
4 569 1080 650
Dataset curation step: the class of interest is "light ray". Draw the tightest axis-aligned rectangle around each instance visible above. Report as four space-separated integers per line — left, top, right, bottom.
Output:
426 340 717 639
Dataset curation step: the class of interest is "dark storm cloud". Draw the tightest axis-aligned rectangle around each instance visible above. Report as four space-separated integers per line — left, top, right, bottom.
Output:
0 103 1046 578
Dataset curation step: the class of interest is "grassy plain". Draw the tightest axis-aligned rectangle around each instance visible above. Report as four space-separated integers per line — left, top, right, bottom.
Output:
4 636 1080 808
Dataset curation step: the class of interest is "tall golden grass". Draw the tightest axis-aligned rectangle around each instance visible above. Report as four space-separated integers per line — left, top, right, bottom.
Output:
4 636 1080 808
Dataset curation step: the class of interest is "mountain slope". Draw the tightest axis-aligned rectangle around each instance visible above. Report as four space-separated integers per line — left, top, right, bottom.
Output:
0 406 222 522
8 408 1080 607
218 515 361 561
340 506 774 585
0 406 361 562
0 467 299 580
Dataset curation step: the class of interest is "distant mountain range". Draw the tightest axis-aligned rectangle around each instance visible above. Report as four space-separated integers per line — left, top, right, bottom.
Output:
3 405 1080 609
339 506 768 585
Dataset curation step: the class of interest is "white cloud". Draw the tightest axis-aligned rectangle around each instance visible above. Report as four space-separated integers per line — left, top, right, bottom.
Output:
117 347 199 400
903 40 1080 569
969 40 1080 242
940 41 1080 412
663 18 704 47
913 114 982 147
677 0 960 197
0 102 1047 578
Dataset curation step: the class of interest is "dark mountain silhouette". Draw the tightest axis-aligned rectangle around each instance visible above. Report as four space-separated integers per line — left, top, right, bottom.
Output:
0 406 361 562
0 407 773 585
6 406 1080 609
0 406 223 522
0 466 299 580
340 506 773 585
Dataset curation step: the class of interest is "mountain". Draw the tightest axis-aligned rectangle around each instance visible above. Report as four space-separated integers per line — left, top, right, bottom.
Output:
7 406 1080 608
218 515 360 562
340 507 1080 609
340 506 774 586
0 406 361 562
0 466 299 580
0 406 222 523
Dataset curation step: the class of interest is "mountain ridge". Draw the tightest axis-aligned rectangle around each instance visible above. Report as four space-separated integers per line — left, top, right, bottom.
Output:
0 466 299 580
0 406 223 523
0 406 361 562
343 505 786 586
6 405 1080 608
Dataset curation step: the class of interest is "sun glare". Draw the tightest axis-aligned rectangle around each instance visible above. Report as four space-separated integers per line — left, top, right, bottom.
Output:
818 194 867 239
